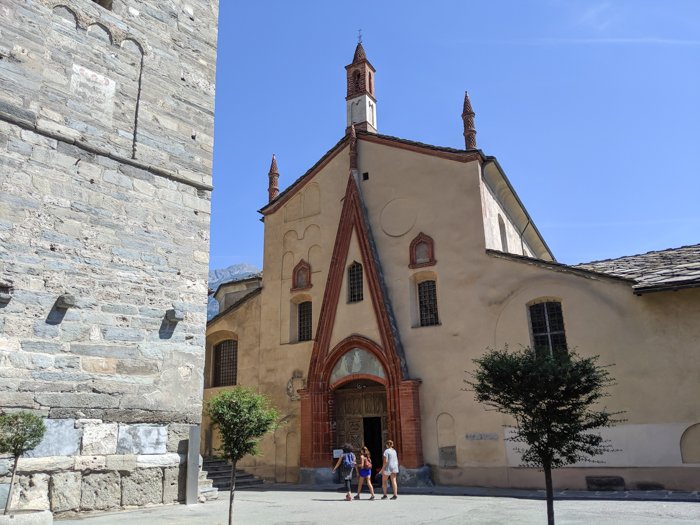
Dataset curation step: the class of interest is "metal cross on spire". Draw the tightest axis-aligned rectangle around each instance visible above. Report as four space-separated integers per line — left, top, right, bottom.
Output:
358 29 362 44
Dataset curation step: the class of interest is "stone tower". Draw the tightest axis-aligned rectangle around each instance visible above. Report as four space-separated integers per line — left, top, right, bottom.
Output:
345 41 377 133
0 0 220 513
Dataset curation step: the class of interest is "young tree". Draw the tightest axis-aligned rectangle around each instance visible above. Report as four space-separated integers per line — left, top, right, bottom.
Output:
465 346 624 525
0 411 46 515
205 386 279 525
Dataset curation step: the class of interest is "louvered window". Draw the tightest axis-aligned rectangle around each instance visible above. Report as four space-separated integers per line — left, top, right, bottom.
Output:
298 301 312 342
418 280 439 327
213 340 238 387
529 302 568 355
347 262 363 303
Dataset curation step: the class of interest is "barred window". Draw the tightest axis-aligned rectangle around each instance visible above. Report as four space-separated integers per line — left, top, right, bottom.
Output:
298 301 312 342
529 302 568 355
347 262 363 303
213 340 238 387
418 280 439 327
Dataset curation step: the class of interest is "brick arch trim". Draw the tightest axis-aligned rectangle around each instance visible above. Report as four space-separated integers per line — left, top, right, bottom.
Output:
409 232 437 269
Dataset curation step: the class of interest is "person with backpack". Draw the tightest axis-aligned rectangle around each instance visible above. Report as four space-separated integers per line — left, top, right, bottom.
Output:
332 443 357 501
354 446 376 500
381 440 399 500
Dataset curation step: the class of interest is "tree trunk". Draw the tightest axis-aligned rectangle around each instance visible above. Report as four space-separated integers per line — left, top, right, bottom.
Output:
228 460 237 525
543 463 555 525
4 455 19 515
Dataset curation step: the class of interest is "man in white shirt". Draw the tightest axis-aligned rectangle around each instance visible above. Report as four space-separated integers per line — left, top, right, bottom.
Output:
380 440 399 500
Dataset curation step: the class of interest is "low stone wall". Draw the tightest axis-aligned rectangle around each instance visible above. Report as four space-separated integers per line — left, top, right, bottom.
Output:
0 419 191 514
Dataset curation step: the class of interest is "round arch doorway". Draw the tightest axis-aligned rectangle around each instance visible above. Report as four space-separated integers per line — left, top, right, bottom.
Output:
334 379 387 482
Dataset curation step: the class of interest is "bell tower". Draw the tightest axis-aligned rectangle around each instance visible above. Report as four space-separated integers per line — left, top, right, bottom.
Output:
345 38 377 133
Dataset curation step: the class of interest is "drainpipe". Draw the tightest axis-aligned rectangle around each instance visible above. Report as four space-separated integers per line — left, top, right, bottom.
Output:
519 218 531 256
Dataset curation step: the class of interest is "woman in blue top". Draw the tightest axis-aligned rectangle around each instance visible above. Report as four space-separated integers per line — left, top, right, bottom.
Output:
332 443 356 501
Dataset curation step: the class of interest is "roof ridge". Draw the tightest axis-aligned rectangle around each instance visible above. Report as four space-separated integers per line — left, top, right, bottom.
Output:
575 243 700 266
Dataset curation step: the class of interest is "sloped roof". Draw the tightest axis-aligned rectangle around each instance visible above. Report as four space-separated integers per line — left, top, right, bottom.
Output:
212 272 263 299
574 244 700 294
207 286 262 325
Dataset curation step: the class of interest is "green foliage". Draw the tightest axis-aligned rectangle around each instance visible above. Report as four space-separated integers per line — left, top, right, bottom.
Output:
0 411 46 458
204 386 279 463
465 346 625 469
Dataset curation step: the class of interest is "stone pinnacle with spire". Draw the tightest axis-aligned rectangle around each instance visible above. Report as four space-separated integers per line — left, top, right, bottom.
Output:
268 154 279 202
462 91 477 150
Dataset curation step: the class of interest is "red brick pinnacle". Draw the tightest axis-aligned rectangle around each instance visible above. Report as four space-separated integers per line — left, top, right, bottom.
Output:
353 42 366 63
268 154 279 202
462 91 477 150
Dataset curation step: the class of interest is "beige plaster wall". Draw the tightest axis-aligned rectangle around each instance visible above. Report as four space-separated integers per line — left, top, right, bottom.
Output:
480 176 533 256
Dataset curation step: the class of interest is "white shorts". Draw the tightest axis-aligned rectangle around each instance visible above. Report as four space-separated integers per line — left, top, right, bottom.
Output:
382 469 398 476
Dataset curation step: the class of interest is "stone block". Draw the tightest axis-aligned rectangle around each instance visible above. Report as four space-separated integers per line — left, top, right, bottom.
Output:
163 465 186 504
9 354 53 371
116 425 167 455
0 392 35 408
81 357 116 374
17 457 74 473
121 468 163 507
35 393 119 409
26 419 82 458
0 460 9 476
82 423 118 455
105 454 136 471
20 342 63 354
50 471 81 512
54 355 80 371
80 471 121 511
115 359 159 376
32 322 59 339
167 423 191 454
101 328 144 342
398 465 434 487
74 456 107 471
10 473 50 511
135 453 184 469
70 344 137 360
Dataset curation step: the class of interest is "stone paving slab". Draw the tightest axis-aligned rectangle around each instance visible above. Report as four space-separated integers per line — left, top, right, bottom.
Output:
56 487 700 525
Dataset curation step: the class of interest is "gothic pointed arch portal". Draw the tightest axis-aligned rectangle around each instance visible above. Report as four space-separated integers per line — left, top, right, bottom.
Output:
298 162 423 470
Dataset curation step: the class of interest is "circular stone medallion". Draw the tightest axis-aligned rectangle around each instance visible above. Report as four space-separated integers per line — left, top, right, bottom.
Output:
380 198 416 237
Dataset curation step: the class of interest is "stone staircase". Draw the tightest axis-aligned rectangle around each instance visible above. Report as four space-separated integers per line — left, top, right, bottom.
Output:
199 468 219 501
202 457 265 490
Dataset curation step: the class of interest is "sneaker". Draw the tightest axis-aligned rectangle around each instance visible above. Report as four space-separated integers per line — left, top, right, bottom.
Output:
369 496 375 500
390 495 398 500
345 495 351 501
381 495 388 500
353 495 360 500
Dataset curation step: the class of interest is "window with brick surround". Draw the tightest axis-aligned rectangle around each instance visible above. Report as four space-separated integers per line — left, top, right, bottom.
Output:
213 340 238 387
418 280 439 327
528 301 568 356
91 0 113 10
298 301 312 342
347 262 363 303
409 232 436 268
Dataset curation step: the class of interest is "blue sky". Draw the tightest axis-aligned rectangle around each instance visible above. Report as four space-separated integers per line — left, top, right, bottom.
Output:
209 1 700 271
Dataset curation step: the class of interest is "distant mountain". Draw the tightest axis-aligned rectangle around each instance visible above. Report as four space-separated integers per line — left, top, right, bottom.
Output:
207 263 261 320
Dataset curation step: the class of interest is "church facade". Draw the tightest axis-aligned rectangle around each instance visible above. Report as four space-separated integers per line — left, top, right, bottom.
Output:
204 43 700 491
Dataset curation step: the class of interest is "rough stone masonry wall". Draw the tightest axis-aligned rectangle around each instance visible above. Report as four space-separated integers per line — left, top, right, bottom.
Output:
0 0 219 512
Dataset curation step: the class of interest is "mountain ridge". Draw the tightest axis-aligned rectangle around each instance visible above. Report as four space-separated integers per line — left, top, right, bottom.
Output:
207 263 261 320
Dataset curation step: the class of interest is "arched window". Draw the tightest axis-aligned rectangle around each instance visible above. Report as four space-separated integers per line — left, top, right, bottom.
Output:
354 71 362 93
213 340 238 387
298 301 312 342
347 262 363 303
528 301 567 356
291 260 312 291
418 280 439 326
498 214 509 253
409 232 436 269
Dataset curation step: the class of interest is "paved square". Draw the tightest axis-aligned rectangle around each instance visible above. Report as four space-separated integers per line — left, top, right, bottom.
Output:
57 489 700 525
